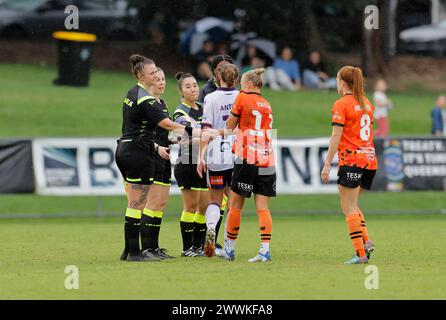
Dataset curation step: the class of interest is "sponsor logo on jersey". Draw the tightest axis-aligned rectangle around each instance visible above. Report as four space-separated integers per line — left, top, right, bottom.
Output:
358 146 376 161
333 112 342 121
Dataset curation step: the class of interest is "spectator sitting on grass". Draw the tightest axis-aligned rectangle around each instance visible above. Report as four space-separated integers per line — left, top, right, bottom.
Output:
302 50 336 90
264 46 301 91
241 46 258 70
242 56 266 74
432 95 446 137
242 53 301 92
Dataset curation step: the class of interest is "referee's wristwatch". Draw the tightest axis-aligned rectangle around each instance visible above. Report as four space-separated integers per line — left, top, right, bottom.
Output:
155 144 159 153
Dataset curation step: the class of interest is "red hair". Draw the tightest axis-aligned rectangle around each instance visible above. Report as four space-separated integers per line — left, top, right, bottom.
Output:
338 66 366 111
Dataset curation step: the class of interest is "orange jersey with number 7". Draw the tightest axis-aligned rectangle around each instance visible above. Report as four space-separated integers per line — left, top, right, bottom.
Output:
331 94 378 170
231 91 274 167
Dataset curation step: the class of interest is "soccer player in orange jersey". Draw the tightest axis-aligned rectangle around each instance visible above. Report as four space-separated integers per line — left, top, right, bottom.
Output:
223 68 276 262
321 66 377 264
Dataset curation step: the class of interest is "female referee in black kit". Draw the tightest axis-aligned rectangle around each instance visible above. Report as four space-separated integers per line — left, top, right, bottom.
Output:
142 67 176 260
115 55 196 262
173 72 210 257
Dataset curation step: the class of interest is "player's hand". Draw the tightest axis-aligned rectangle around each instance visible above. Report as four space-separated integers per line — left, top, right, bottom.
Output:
197 158 207 178
321 162 331 184
158 146 170 160
201 129 219 142
169 135 182 145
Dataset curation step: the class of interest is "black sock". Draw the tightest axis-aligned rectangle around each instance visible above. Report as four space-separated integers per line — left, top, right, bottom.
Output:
140 213 159 251
193 221 207 248
215 210 225 241
180 221 194 251
153 217 162 249
123 225 129 253
125 216 141 256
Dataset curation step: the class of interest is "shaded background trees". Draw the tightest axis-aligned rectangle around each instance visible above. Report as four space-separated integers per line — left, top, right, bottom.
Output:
128 0 389 74
129 0 366 55
126 0 444 78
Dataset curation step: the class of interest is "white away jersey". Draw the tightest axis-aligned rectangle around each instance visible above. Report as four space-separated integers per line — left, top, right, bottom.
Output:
202 88 239 171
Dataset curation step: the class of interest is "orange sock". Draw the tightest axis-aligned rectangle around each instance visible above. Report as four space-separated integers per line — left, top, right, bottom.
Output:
226 208 242 241
358 208 369 243
257 210 272 243
345 212 366 258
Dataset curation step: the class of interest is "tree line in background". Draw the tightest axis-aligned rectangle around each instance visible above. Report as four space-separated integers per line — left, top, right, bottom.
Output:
129 0 438 77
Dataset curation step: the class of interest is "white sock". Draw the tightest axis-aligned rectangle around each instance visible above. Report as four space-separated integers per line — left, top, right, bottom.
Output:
259 242 270 255
225 239 236 252
223 208 228 241
205 203 220 230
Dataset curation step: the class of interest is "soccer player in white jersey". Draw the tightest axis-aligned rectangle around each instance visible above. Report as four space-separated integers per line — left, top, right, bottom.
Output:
197 63 240 257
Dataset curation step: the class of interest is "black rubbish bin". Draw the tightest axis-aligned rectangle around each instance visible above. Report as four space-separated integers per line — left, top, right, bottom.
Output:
53 31 97 87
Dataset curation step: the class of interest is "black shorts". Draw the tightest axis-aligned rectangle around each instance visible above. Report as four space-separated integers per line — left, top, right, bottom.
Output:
115 139 155 185
337 166 376 190
208 169 233 190
174 163 208 191
154 153 172 186
231 162 277 198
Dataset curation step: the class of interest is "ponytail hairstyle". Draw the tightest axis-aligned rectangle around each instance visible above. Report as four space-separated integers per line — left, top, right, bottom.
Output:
338 66 366 111
175 72 195 90
242 68 265 89
219 63 239 88
129 54 155 78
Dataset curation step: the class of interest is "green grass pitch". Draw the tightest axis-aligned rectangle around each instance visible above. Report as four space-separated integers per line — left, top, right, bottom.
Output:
0 214 445 299
0 193 445 299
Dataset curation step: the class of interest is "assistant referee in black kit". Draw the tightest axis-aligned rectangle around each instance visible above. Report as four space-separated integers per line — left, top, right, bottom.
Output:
116 54 195 262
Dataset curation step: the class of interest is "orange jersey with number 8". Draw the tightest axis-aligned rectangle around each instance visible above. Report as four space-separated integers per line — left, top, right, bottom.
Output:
231 91 274 167
331 94 378 170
